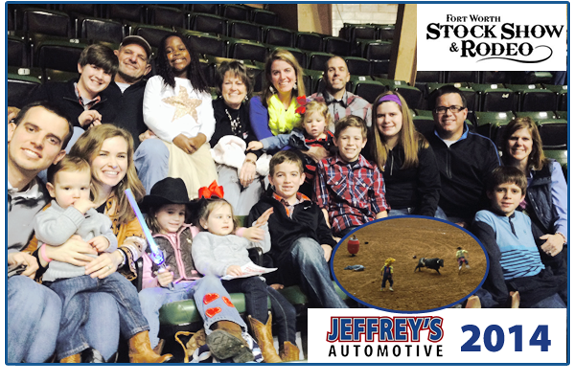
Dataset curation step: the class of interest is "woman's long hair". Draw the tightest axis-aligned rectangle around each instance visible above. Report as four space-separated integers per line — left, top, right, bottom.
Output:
156 32 209 93
69 124 145 225
371 91 428 171
499 116 548 171
261 49 305 107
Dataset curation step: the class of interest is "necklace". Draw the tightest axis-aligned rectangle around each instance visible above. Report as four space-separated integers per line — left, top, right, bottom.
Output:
224 107 242 136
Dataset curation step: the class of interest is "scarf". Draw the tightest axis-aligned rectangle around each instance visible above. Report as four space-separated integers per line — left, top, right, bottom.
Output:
267 94 301 135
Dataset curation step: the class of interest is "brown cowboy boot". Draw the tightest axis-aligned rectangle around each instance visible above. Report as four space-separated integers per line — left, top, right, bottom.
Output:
248 314 282 363
206 320 254 363
60 354 81 363
279 341 300 362
128 331 173 363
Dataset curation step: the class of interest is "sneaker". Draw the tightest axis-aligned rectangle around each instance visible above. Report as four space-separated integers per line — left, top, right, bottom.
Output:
389 287 394 292
466 265 470 269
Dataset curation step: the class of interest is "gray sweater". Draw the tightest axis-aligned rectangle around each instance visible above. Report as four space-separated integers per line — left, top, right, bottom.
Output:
35 202 118 282
191 223 271 278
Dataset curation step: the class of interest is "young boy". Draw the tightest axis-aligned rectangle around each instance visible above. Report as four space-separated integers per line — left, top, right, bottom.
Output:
34 156 170 363
248 150 347 308
314 115 388 238
472 166 567 308
29 44 119 133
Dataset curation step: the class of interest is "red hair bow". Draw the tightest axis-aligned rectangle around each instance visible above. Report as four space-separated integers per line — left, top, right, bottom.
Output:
198 181 224 199
295 96 307 115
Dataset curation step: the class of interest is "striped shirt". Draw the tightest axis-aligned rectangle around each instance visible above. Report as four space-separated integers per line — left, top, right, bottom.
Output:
474 209 544 280
314 154 388 234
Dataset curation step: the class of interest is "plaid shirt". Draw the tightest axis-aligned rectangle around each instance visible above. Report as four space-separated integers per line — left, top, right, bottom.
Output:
314 154 388 234
308 90 372 131
75 83 101 110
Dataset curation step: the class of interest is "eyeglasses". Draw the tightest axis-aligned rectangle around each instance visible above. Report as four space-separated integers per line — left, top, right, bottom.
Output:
434 106 466 114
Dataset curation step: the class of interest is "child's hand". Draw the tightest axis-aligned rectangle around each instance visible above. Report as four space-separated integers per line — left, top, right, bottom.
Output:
247 141 263 151
88 236 110 253
270 283 284 290
226 265 243 277
253 207 274 228
139 129 156 142
78 110 102 128
156 267 174 287
243 227 265 242
73 198 96 214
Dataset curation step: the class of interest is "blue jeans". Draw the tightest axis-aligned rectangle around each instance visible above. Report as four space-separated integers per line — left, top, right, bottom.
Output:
134 138 169 194
267 286 297 344
282 237 348 308
84 293 120 360
48 273 149 359
388 207 413 217
531 293 567 308
7 276 62 363
139 276 247 349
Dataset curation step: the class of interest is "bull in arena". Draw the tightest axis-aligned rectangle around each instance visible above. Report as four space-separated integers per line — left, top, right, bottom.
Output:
414 258 444 274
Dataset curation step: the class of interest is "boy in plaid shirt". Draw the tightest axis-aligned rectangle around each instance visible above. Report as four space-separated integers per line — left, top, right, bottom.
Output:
314 115 388 237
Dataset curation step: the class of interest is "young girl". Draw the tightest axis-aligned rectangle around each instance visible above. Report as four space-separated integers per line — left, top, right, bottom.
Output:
136 32 218 198
369 91 441 217
247 100 336 198
138 177 259 363
192 196 300 363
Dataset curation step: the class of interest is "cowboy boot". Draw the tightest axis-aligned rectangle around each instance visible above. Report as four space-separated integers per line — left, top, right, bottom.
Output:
128 331 173 363
206 320 254 363
248 314 282 363
279 341 300 362
60 354 81 363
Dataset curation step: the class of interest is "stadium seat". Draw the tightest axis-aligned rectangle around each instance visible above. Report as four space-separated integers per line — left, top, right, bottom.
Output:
221 5 250 21
22 8 72 37
279 47 308 69
376 24 395 40
353 78 386 104
323 36 349 56
538 120 568 150
395 85 424 110
8 69 42 108
147 6 188 29
480 71 511 84
263 26 294 48
416 71 444 84
103 4 145 23
186 33 228 58
129 24 174 49
296 32 324 52
35 40 87 75
349 24 377 41
245 64 264 93
189 4 220 15
445 71 479 83
343 56 371 76
251 8 278 26
544 149 568 179
474 111 515 143
59 4 100 17
371 60 390 77
303 69 324 94
228 40 268 63
78 16 124 44
228 21 263 42
471 84 516 112
412 116 436 136
362 40 392 60
308 52 334 71
8 35 30 67
190 13 228 36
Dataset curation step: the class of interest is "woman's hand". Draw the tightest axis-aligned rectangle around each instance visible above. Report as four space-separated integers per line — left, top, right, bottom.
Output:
78 110 102 128
305 146 329 163
246 141 263 151
84 250 123 279
8 252 39 279
139 129 156 142
156 267 174 287
239 153 258 187
540 233 565 257
226 265 243 277
188 133 207 153
44 235 98 267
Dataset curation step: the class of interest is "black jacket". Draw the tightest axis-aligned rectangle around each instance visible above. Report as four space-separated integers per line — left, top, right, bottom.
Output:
382 141 441 216
424 125 500 221
29 79 118 129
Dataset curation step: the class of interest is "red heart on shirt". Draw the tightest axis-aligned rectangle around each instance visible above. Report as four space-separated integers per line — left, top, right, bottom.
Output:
222 296 235 308
203 293 220 305
205 307 222 318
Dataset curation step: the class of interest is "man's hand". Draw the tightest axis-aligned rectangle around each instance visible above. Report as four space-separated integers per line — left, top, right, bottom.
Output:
8 252 39 279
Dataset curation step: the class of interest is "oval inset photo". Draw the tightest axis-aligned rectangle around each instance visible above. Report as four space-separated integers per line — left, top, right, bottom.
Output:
332 217 488 312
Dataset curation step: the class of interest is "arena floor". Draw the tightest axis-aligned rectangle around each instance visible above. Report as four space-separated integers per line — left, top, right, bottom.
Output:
332 217 487 312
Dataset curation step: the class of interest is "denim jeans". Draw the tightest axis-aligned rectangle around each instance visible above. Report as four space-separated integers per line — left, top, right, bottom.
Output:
388 207 413 217
84 293 120 360
531 293 567 308
134 138 170 194
217 164 263 216
7 276 62 363
282 237 348 308
266 286 297 344
48 273 149 359
139 275 247 349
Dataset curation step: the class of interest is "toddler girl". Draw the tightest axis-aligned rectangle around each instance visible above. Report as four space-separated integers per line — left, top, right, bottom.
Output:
192 195 299 362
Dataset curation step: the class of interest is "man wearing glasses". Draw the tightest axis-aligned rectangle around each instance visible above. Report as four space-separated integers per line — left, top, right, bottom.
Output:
425 85 500 227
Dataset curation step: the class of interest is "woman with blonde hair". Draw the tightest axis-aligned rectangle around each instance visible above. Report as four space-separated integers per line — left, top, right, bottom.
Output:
370 91 441 216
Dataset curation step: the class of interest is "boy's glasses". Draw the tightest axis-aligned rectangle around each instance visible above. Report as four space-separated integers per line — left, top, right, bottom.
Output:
434 106 466 114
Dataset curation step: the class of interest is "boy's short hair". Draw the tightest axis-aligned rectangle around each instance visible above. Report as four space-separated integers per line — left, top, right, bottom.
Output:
334 115 368 139
78 44 119 77
47 155 91 184
269 150 304 176
486 166 528 195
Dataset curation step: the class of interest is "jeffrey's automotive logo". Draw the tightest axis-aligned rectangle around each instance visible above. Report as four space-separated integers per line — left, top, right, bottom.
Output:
426 15 564 64
417 4 567 71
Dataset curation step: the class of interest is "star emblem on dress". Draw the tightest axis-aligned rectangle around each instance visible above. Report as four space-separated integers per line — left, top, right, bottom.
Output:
163 86 203 123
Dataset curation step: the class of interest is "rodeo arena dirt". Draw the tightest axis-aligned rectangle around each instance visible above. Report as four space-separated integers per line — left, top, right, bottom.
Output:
333 217 487 311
